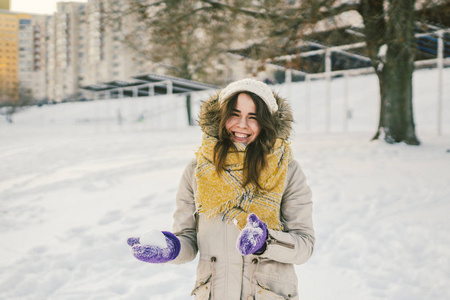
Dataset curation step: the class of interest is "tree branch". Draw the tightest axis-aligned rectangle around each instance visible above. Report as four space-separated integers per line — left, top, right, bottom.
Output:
171 6 215 23
198 0 359 24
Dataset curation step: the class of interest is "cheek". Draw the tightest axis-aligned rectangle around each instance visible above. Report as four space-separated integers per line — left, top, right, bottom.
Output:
225 119 234 132
250 122 261 136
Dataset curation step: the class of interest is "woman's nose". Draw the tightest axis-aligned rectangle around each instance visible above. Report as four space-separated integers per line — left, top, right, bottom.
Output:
238 117 248 128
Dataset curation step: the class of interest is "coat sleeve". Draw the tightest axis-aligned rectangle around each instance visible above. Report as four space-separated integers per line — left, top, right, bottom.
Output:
259 159 315 265
169 159 198 264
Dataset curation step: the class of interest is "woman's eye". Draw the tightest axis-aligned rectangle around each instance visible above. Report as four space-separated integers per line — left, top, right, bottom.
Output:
249 116 257 120
231 113 239 117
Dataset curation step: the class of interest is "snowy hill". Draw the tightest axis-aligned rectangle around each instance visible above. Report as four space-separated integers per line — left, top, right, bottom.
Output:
0 68 449 300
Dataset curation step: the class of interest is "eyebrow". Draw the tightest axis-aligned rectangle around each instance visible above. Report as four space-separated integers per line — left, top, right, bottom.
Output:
232 109 257 116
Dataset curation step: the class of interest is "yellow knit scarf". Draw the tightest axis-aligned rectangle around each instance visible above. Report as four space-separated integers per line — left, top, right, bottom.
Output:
195 134 293 231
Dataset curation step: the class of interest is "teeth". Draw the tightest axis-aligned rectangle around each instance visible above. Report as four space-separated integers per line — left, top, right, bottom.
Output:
235 133 248 138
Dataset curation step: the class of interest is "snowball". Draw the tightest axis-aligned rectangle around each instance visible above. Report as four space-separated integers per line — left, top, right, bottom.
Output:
140 230 167 248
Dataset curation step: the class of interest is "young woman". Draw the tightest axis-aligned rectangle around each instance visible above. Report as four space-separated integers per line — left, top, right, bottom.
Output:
127 78 315 299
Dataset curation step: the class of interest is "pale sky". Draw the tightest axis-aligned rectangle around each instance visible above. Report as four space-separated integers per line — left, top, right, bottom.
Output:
10 0 87 15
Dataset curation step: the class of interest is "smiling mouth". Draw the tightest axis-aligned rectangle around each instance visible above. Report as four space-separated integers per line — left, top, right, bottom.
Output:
233 132 250 139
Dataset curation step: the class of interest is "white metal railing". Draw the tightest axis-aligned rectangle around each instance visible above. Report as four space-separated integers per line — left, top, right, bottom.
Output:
284 56 449 135
280 27 449 135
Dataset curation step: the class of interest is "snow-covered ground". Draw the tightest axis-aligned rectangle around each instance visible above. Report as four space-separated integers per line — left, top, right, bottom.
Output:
1 69 449 299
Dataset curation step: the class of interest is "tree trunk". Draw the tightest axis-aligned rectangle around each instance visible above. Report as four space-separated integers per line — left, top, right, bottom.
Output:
372 0 420 145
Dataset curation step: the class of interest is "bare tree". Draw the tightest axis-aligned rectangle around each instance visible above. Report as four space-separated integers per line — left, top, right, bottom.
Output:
100 0 241 84
360 0 419 144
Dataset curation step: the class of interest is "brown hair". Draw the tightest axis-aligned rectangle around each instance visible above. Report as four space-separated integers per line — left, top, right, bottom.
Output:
213 92 277 189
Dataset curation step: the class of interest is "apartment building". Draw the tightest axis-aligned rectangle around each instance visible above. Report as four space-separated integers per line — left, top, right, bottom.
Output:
0 0 9 11
0 7 50 105
83 0 150 85
30 15 49 101
43 0 150 102
0 10 32 103
45 15 56 103
0 10 18 103
47 2 88 102
17 17 34 96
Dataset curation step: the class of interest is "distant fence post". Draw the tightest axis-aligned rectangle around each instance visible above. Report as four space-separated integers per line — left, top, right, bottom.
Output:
325 48 332 133
305 75 311 131
344 74 349 132
437 30 443 136
186 93 193 126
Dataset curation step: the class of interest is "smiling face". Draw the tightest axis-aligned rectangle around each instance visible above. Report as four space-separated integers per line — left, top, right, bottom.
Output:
225 93 261 145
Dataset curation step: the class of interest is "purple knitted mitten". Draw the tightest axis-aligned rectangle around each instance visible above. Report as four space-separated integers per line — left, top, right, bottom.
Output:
127 231 180 263
237 213 268 256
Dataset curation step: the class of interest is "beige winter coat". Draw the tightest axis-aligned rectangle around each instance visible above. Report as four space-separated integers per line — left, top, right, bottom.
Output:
170 157 315 300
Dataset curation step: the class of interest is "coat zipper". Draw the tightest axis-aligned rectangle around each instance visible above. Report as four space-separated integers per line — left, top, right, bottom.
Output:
267 234 295 249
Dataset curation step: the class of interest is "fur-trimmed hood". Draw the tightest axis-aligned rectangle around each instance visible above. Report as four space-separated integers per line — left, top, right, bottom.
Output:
197 92 293 140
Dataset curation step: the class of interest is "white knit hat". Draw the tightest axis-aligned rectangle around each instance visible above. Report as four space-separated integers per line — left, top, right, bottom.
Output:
218 78 278 114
